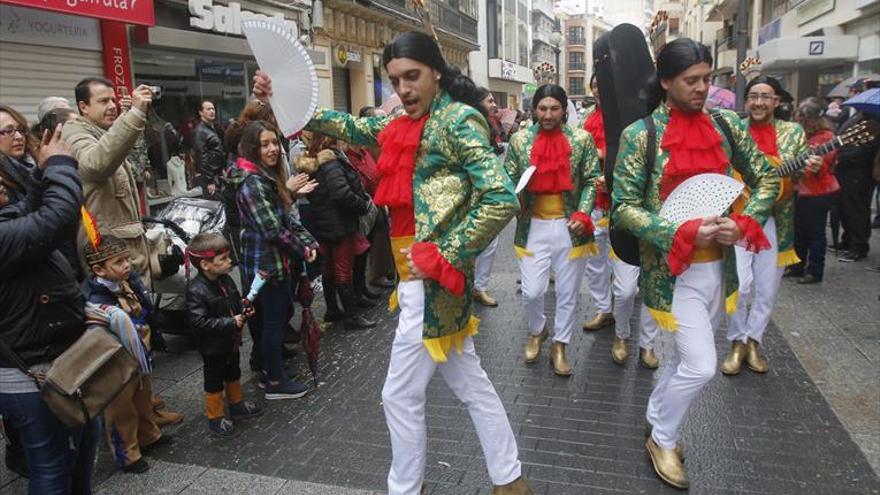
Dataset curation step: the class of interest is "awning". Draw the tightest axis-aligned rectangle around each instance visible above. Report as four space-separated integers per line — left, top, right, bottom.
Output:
759 35 858 70
706 0 739 22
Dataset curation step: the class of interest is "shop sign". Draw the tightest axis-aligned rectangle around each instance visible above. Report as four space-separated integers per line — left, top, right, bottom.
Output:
2 0 155 26
188 0 298 36
333 45 362 66
501 60 515 80
0 4 101 51
796 0 834 25
524 83 537 94
100 21 135 100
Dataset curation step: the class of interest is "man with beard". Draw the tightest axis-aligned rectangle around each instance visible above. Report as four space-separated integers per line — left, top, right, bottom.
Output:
612 38 777 489
505 84 600 377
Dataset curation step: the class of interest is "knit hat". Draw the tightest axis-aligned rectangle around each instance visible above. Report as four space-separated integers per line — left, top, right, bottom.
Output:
84 234 129 267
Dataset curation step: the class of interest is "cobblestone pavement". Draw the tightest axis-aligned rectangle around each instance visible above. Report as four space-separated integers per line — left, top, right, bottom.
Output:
1 225 878 495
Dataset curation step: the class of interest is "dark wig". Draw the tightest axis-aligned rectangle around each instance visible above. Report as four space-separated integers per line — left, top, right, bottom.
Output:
531 84 569 123
382 31 484 114
645 38 713 112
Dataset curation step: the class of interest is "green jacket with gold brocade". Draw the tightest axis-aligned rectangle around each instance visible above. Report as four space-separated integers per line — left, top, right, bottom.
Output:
305 91 518 358
744 118 807 266
504 123 601 258
611 105 779 331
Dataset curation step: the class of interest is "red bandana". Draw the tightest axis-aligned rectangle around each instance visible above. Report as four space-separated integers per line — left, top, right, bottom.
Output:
749 122 779 158
583 110 606 156
659 109 730 200
374 115 428 237
528 128 573 194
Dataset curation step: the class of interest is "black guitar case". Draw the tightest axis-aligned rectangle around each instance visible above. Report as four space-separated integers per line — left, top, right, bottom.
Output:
594 23 655 266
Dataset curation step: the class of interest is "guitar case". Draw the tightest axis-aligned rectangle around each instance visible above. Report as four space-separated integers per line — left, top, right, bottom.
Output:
594 24 655 266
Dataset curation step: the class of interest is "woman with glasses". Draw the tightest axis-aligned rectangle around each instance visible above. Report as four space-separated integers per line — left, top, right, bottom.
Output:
0 105 40 205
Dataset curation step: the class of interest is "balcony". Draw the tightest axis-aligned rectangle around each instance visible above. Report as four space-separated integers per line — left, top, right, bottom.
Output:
371 0 478 43
715 26 736 51
568 37 586 46
568 62 586 71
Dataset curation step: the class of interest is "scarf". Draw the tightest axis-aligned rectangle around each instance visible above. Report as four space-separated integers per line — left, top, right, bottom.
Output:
583 109 606 156
528 127 573 194
749 122 779 158
374 115 428 237
660 109 730 200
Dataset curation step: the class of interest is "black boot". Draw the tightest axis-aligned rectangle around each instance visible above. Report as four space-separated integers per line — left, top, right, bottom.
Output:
339 284 377 330
322 279 345 322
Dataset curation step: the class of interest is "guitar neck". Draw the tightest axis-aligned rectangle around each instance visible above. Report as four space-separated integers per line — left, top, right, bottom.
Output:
775 137 842 177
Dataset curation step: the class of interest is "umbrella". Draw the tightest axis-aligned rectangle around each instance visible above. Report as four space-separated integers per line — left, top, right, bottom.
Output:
827 74 880 98
295 263 321 387
842 88 880 114
379 93 402 115
707 86 735 110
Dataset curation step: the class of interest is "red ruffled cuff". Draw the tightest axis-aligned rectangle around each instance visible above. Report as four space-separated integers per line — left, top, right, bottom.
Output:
569 211 595 235
667 218 702 276
410 242 466 297
594 190 611 211
729 213 771 253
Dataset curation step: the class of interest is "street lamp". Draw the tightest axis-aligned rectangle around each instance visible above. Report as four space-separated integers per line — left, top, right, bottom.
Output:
549 28 564 83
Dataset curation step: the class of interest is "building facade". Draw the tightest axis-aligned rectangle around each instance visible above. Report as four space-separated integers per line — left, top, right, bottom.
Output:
469 0 532 109
563 13 612 105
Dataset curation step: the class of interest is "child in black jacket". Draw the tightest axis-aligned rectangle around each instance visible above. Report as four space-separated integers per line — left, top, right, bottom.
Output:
186 232 262 438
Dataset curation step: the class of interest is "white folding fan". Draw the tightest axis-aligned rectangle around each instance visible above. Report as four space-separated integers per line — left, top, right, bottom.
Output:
659 173 744 225
241 18 319 138
515 165 537 194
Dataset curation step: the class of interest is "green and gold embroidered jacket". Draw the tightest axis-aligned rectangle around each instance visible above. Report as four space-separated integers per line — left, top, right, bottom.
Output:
611 105 779 331
745 118 807 267
504 123 601 259
306 91 518 359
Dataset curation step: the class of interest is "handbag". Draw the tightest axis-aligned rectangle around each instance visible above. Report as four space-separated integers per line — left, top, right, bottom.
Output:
0 327 139 427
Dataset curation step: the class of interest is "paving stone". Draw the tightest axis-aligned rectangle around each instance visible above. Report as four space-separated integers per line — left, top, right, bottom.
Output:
85 225 879 494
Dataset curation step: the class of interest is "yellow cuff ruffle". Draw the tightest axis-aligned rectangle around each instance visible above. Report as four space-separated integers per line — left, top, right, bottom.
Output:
649 308 679 332
514 245 534 259
777 248 801 267
569 242 599 260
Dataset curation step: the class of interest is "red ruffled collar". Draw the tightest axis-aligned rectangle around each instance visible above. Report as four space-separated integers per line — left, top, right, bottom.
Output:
373 114 429 209
659 109 729 200
583 109 606 156
749 121 779 158
528 127 573 194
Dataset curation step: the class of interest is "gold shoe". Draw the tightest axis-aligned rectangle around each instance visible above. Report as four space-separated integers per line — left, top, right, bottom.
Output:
721 340 747 376
550 341 572 376
746 338 769 373
644 424 684 460
640 347 659 369
646 437 689 490
473 289 499 307
492 475 534 495
524 328 549 363
583 312 614 331
611 337 629 365
152 409 184 427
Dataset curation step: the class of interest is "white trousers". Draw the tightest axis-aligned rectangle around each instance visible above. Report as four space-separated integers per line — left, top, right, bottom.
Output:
727 216 784 344
474 237 500 292
646 261 724 450
519 218 588 344
382 281 522 495
584 209 613 314
611 258 658 349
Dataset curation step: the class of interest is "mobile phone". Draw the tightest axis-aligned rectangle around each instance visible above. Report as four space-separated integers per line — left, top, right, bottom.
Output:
148 85 162 100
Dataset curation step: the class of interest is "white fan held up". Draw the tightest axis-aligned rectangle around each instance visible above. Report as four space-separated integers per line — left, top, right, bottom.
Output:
658 173 744 225
241 19 319 138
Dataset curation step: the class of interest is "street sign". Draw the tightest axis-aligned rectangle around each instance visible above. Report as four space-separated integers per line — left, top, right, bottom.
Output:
2 0 155 26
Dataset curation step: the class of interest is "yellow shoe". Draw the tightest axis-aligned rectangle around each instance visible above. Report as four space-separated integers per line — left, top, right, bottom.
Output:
550 341 572 376
524 328 549 364
746 338 769 373
611 337 629 365
644 424 684 460
491 476 534 494
646 437 689 490
473 289 499 307
640 347 659 369
583 312 614 331
721 340 747 376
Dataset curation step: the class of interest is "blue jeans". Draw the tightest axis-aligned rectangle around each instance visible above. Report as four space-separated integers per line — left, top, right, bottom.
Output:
260 281 293 382
0 391 99 495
